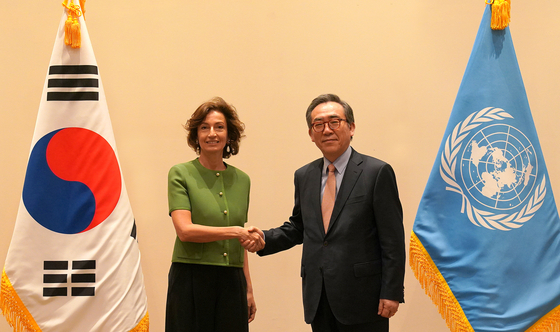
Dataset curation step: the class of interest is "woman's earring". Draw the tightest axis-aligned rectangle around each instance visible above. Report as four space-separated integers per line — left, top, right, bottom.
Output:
226 140 232 154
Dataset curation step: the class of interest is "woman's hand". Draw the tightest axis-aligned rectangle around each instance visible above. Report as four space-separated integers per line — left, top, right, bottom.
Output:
238 227 265 252
247 289 257 323
244 250 257 323
172 210 264 250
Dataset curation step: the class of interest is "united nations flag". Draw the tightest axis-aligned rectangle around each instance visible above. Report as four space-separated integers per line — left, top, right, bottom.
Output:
411 4 560 332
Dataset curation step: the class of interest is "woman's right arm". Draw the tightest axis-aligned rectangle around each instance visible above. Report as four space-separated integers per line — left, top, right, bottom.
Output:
171 209 260 246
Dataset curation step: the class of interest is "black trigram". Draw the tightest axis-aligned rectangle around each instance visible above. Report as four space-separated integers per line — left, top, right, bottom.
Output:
43 260 96 297
46 65 99 101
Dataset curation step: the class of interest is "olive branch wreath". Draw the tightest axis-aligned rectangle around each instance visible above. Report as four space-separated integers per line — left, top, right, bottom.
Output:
439 107 546 231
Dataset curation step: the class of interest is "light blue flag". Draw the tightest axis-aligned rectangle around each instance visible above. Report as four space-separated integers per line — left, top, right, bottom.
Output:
410 5 560 332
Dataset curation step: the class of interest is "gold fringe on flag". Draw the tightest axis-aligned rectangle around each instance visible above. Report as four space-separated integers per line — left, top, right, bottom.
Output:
525 303 560 332
61 0 83 48
486 0 511 30
0 269 41 332
409 231 474 332
129 312 150 332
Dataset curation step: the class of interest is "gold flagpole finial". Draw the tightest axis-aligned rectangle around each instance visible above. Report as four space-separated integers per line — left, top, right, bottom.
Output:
485 0 511 30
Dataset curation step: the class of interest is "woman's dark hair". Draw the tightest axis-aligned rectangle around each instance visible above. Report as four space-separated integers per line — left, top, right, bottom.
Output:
185 97 245 158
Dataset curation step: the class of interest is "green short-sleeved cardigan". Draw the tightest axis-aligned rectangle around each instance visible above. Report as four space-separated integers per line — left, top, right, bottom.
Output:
168 158 250 268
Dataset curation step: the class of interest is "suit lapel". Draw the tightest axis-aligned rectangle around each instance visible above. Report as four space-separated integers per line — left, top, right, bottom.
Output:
305 159 324 233
327 149 363 233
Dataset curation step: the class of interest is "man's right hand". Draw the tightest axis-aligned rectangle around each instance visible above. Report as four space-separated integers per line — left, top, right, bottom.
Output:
240 226 265 252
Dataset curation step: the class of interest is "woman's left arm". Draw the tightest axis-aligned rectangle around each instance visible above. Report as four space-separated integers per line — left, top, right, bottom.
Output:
243 250 257 323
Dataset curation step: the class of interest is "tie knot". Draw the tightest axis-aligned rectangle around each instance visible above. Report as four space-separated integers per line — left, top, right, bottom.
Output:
327 164 336 173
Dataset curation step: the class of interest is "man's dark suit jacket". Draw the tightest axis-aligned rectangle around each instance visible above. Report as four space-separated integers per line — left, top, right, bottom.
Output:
258 148 405 325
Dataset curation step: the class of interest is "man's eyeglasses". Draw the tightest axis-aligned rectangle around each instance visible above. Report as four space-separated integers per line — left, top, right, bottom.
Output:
311 119 348 133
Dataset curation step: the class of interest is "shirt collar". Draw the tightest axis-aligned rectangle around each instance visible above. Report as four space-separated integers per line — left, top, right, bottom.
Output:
322 146 352 176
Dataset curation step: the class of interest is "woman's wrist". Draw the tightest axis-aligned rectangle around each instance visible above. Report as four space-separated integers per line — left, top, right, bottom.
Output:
231 226 244 239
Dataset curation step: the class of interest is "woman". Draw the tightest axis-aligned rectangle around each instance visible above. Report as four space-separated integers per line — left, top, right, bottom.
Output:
166 97 263 332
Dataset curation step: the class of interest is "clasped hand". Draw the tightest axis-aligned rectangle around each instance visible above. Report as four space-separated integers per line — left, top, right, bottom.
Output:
238 226 265 253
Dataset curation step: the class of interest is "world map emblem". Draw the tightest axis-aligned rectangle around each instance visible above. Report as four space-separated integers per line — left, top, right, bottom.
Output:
440 107 546 231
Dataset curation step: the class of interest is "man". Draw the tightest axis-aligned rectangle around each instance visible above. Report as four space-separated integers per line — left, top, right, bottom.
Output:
251 94 405 331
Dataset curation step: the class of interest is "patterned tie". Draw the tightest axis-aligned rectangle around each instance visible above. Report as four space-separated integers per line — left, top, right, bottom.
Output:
322 164 336 232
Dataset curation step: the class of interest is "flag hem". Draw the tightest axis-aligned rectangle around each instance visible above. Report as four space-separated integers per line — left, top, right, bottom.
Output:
1 269 42 332
409 231 474 332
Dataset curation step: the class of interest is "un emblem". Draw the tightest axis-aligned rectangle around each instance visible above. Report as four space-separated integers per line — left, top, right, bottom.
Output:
440 107 546 231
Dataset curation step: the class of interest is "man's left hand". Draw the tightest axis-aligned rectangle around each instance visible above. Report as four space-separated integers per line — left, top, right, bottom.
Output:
378 299 399 318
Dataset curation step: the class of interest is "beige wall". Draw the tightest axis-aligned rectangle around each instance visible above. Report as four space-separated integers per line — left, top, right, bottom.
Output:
2 1 560 331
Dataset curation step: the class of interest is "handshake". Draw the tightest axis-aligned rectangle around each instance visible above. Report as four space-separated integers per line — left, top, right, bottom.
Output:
238 226 265 253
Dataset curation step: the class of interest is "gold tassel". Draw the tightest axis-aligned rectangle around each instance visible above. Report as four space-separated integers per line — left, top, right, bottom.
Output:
129 312 150 332
71 17 81 48
486 0 511 30
64 13 74 46
409 232 475 332
61 0 83 48
1 270 41 332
